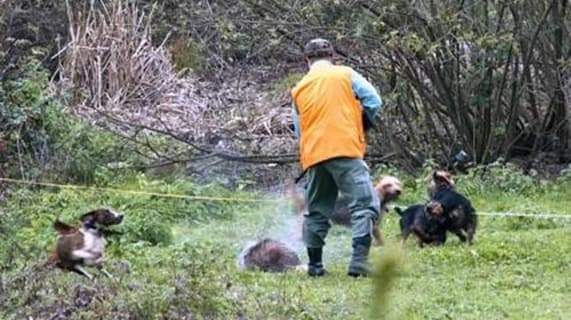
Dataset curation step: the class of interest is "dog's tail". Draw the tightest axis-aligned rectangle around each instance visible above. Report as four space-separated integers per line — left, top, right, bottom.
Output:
53 219 77 235
394 207 405 216
286 181 305 243
286 182 305 216
43 251 60 268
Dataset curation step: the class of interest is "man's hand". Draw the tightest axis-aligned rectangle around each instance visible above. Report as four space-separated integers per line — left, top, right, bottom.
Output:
362 113 376 132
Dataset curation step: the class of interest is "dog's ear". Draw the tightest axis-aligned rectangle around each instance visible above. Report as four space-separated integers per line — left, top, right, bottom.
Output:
53 219 77 234
80 211 98 224
286 182 305 215
374 177 388 193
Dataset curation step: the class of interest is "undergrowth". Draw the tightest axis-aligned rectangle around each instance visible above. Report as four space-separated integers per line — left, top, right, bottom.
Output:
0 58 133 184
0 167 569 319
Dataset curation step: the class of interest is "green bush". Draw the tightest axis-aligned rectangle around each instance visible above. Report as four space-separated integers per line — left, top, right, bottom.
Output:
123 209 174 246
457 160 537 196
0 58 132 184
373 160 561 203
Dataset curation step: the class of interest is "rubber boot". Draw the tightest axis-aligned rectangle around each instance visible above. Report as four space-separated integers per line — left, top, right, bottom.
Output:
348 235 372 277
307 247 326 277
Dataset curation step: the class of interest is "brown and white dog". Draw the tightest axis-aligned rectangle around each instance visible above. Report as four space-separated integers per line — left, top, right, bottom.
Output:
50 208 124 279
292 175 403 246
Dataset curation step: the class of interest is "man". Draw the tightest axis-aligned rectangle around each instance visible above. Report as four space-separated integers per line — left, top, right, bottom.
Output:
291 38 383 277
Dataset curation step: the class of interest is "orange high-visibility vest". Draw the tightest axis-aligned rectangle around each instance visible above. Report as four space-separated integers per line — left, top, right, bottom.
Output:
291 63 365 170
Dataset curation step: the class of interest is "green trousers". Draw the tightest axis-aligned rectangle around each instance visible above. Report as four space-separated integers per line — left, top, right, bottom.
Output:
302 157 381 248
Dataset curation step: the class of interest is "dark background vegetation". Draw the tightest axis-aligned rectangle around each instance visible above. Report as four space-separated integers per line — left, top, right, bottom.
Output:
1 0 569 186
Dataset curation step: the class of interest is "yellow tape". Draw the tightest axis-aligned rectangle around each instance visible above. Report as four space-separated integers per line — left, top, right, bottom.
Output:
478 212 571 219
386 205 570 220
0 177 284 203
1 177 569 219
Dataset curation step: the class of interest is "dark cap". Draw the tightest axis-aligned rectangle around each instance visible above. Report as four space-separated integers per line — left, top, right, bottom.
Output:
303 38 334 59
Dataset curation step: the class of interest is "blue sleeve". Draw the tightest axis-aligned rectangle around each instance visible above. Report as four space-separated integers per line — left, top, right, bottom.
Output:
351 70 383 123
292 102 300 139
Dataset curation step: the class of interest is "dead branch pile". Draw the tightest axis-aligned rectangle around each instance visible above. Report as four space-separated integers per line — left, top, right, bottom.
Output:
57 0 298 180
58 0 207 133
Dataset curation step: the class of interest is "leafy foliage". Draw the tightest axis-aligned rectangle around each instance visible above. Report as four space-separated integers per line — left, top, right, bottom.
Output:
4 0 567 183
0 58 130 183
134 0 571 170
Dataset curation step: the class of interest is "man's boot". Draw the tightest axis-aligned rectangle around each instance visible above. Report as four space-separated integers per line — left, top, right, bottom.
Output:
307 247 326 277
348 235 371 277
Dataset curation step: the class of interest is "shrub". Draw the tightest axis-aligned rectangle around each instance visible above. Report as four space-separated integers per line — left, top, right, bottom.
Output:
123 209 174 246
0 58 132 184
457 160 538 197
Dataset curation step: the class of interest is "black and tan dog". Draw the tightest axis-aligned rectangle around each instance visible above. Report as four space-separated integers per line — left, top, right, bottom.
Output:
397 170 477 247
395 204 447 247
49 208 124 279
427 188 478 245
426 170 477 244
427 170 455 197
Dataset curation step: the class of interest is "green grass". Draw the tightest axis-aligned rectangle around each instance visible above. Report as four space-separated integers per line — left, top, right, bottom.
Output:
174 196 571 320
0 171 570 319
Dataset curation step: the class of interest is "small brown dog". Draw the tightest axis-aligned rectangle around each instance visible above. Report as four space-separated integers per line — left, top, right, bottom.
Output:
364 176 403 245
238 238 304 272
50 208 123 279
395 204 447 247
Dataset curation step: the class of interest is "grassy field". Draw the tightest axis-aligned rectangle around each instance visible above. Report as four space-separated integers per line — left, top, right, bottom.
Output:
1 169 570 319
